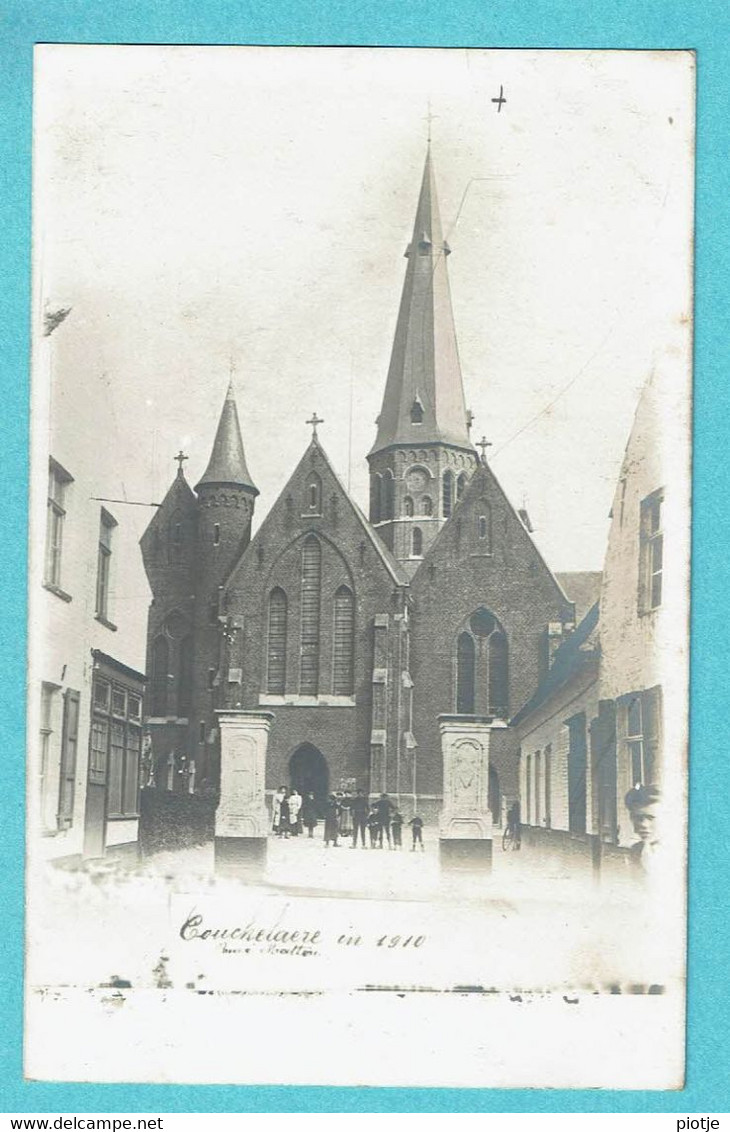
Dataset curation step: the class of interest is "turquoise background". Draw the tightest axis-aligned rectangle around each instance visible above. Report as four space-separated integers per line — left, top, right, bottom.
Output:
2 0 727 1114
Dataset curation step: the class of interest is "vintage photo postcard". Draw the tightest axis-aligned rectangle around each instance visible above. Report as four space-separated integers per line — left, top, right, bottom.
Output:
26 46 694 1089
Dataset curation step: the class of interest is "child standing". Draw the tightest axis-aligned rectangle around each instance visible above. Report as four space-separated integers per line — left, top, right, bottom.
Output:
408 815 424 851
391 810 404 849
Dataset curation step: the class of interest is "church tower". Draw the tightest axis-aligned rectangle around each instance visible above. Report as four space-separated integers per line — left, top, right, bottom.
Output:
191 380 258 781
368 147 478 577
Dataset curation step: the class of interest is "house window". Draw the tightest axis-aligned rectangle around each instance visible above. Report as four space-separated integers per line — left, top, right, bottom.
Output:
639 489 664 612
91 673 141 819
404 496 414 518
422 495 433 516
57 688 80 830
442 470 453 518
567 713 587 834
544 744 552 829
267 587 288 694
457 472 467 501
96 508 117 620
535 750 541 827
299 536 321 694
39 683 59 829
412 527 423 557
626 688 661 788
333 585 355 696
45 458 73 590
456 632 475 714
150 636 169 716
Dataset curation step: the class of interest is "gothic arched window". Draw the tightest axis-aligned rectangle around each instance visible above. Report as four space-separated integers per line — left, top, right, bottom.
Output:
332 585 355 696
404 495 414 517
412 527 423 557
267 588 288 695
443 470 453 518
299 537 321 695
306 473 322 514
456 632 475 714
488 630 509 718
384 471 395 521
370 474 382 525
422 495 433 516
456 472 467 501
455 609 509 719
178 635 193 717
150 636 169 717
477 507 492 550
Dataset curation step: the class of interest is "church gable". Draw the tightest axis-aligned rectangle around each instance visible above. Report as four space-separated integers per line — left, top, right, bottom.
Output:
413 460 571 614
139 469 197 597
223 437 408 707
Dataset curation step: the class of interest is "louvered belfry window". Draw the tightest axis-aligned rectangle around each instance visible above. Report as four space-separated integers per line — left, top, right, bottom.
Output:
299 537 322 694
333 585 355 696
267 588 288 694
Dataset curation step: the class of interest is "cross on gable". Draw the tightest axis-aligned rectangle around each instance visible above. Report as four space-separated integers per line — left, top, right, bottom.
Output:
174 450 189 472
306 412 324 438
477 436 493 463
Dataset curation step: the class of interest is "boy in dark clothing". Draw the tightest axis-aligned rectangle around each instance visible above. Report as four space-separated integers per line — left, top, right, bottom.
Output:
375 793 393 848
351 789 369 848
367 808 380 848
391 810 404 848
409 815 424 851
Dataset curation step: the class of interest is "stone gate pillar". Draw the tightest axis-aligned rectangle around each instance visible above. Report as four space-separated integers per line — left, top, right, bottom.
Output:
438 714 493 876
214 710 273 880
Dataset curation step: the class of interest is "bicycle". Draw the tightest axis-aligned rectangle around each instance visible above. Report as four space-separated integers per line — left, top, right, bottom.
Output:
502 823 521 851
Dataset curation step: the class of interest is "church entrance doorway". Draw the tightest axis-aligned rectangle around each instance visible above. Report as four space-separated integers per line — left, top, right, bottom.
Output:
289 744 329 817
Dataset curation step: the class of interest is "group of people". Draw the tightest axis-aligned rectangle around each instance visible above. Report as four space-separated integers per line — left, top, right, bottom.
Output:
272 787 425 851
271 786 318 838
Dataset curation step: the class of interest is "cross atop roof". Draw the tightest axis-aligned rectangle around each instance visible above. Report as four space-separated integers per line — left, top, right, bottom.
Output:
477 436 492 464
174 450 189 473
307 412 324 439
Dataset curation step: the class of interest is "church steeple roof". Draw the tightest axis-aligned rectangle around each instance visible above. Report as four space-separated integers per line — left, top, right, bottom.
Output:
196 380 258 494
370 147 473 455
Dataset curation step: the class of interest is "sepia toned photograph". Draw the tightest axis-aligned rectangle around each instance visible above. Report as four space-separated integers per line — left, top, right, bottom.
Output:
26 45 694 1089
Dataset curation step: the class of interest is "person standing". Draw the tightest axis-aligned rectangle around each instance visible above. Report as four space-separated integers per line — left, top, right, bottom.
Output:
272 786 285 836
350 789 369 848
391 809 404 849
367 806 380 848
375 793 394 849
288 787 302 836
339 792 353 838
278 789 291 838
323 794 341 847
408 814 424 851
301 792 318 838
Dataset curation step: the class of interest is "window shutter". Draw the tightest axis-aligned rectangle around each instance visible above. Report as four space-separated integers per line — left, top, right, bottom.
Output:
57 689 80 829
333 586 354 696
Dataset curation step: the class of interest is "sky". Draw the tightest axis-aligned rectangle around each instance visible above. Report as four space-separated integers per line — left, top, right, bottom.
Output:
34 46 695 572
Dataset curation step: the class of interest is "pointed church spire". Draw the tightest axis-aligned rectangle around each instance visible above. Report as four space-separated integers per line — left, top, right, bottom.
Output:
196 380 258 494
370 148 473 455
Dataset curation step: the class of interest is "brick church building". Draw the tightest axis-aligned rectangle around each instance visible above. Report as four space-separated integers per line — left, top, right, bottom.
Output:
140 148 577 824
